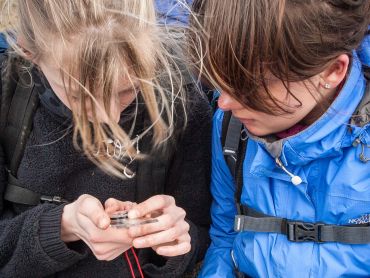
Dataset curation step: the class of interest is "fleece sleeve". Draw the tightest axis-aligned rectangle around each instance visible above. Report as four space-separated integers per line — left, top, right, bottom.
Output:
0 145 89 277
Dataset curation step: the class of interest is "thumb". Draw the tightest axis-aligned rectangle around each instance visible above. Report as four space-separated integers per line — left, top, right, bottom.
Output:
78 195 110 229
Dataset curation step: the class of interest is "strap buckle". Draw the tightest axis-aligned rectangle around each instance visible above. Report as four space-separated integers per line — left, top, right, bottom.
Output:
40 195 67 204
287 221 324 243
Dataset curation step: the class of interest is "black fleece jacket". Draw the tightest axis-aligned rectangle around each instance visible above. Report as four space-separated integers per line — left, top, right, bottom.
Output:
0 62 212 277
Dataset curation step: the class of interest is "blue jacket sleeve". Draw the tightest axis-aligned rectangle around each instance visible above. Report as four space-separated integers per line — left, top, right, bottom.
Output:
198 110 238 278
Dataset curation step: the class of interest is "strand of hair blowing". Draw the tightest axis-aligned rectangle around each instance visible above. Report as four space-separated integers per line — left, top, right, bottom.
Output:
5 0 186 178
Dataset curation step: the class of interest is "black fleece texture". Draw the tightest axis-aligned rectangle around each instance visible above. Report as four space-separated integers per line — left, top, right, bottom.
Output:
0 62 212 277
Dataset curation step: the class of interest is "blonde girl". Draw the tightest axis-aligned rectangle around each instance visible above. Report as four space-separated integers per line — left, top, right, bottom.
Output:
0 0 211 277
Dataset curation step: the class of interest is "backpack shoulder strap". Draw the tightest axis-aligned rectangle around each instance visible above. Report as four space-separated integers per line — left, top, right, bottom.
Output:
0 54 40 177
221 111 247 214
221 111 243 176
0 54 45 206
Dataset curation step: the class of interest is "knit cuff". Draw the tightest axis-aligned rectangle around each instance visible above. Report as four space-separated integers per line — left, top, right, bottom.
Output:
39 204 88 264
142 219 199 278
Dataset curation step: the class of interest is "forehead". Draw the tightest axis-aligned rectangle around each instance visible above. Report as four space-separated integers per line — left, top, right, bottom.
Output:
39 56 139 88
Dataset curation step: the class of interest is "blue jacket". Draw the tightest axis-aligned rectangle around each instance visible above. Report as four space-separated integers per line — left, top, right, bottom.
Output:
155 0 193 25
199 36 370 277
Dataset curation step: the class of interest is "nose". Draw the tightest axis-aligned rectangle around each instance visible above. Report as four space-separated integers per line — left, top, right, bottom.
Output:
217 91 241 111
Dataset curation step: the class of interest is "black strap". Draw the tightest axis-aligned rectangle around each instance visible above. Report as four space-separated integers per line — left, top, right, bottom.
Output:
221 111 247 215
234 139 247 214
0 55 67 206
222 112 243 177
4 175 67 205
4 173 41 205
234 206 370 244
0 55 40 176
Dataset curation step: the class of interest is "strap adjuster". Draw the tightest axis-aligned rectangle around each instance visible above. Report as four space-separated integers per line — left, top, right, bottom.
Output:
287 221 324 243
40 195 67 204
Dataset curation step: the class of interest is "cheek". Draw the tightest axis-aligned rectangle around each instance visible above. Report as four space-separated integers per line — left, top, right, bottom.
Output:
119 92 136 110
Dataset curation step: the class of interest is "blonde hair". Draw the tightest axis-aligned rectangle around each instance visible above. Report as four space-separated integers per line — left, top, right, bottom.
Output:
3 0 187 178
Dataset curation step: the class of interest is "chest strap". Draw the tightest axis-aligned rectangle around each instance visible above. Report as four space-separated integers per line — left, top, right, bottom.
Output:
4 173 67 205
235 205 370 244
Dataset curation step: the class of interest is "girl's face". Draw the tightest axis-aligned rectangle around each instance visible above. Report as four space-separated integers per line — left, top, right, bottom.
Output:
38 60 138 123
218 75 330 137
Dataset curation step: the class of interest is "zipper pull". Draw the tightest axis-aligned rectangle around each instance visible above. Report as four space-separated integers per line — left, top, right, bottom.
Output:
275 157 302 186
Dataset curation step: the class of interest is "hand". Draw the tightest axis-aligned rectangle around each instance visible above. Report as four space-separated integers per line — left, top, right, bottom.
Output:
61 194 134 261
104 198 136 215
126 195 191 257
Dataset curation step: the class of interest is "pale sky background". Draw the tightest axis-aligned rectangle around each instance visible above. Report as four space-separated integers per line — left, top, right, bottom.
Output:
0 0 17 30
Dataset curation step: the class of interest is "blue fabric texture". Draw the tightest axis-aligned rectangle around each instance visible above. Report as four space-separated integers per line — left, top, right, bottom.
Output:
155 0 193 25
199 36 370 277
0 33 8 53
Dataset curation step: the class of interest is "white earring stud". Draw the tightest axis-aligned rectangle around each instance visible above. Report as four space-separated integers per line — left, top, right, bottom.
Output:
324 83 331 89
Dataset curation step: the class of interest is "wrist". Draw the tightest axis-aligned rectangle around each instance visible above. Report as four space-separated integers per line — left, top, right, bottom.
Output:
61 203 80 242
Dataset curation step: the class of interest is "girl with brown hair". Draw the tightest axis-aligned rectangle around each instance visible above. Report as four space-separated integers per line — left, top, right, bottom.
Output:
191 0 370 277
0 0 211 277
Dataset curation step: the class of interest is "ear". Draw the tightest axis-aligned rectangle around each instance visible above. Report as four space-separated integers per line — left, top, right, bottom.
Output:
319 54 349 89
16 36 35 62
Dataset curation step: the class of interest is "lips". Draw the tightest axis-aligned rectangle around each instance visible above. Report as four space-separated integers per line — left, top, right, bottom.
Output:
240 119 255 126
233 114 255 125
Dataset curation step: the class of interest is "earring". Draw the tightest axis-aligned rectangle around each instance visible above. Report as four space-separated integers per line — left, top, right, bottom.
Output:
324 83 331 89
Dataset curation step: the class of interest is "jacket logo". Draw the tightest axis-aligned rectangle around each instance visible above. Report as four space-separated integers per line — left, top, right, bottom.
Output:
348 214 370 225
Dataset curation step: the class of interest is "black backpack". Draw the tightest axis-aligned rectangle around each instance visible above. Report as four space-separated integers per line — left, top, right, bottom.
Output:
0 53 181 206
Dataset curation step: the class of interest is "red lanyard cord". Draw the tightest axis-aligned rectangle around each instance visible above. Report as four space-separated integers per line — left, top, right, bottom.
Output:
124 251 136 278
131 247 144 278
124 248 144 278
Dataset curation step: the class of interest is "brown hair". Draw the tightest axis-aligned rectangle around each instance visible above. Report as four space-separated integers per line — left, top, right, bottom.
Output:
191 0 370 114
3 0 188 178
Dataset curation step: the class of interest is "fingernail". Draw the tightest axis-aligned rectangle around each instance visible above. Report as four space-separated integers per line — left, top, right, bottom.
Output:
134 238 144 246
128 210 138 219
99 217 109 229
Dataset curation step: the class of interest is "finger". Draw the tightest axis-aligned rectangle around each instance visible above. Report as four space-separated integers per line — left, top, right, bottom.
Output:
77 195 110 229
94 244 131 261
76 228 133 256
76 232 126 259
155 234 191 257
128 195 175 219
145 210 162 218
103 247 131 261
87 241 131 261
128 208 185 238
104 199 135 214
132 221 189 248
79 226 134 245
156 241 191 257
